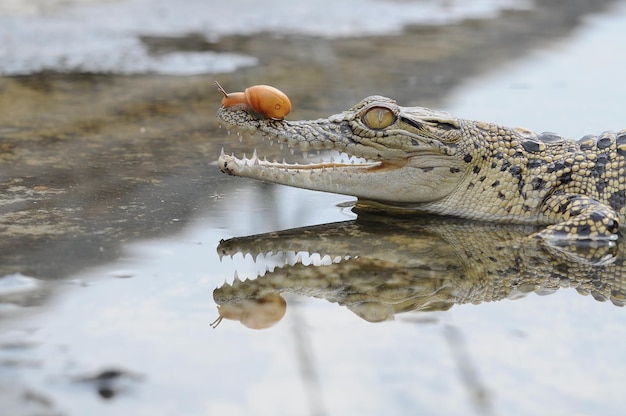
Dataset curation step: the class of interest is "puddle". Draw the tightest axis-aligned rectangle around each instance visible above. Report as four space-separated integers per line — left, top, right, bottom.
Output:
3 195 625 415
446 0 626 137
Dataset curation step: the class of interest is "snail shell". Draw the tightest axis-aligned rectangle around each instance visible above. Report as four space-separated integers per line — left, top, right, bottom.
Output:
215 81 291 120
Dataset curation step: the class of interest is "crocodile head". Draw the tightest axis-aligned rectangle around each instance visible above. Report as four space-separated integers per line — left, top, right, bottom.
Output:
217 96 469 206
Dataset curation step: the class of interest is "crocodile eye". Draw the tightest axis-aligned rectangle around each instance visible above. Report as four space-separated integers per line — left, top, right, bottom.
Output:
362 106 396 129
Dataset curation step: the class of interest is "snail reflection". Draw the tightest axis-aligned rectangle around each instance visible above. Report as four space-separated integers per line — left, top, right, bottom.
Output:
210 293 286 330
213 213 626 329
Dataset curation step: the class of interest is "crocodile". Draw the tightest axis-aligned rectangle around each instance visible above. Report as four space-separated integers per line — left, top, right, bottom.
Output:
217 95 626 242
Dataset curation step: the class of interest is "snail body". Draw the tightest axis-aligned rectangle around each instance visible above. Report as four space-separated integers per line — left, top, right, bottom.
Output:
215 81 291 120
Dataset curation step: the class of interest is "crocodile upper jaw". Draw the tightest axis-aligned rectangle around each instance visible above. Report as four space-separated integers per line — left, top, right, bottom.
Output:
216 100 465 204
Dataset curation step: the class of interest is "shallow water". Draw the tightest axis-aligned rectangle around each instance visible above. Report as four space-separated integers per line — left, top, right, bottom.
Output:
2 0 626 415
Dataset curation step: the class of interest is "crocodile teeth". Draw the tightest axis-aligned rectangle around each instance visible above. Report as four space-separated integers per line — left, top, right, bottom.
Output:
224 149 378 171
218 250 356 284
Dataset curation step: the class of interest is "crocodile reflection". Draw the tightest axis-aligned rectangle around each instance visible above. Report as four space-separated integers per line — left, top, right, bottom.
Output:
213 214 626 328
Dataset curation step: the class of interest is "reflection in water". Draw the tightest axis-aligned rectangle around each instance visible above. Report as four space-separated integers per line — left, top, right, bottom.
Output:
214 212 625 328
71 368 144 400
210 293 286 329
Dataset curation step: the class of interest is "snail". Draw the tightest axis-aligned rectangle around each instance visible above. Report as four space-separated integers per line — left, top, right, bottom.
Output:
215 81 291 120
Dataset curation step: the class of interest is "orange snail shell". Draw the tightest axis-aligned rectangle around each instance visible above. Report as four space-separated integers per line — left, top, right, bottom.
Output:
221 84 292 120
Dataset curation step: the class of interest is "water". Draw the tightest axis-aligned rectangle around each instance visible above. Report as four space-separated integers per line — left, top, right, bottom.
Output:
2 0 626 415
0 0 529 75
447 0 626 137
